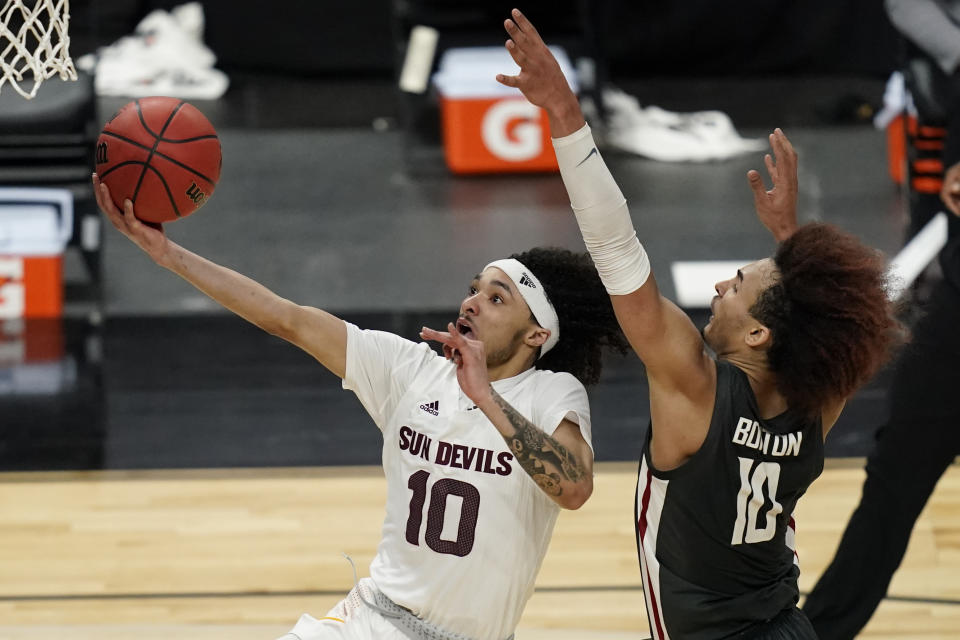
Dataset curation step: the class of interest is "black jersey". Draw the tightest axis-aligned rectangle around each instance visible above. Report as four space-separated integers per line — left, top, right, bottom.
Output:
635 360 824 639
941 235 960 295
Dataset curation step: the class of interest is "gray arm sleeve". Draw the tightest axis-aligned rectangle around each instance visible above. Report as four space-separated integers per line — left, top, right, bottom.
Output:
886 0 960 75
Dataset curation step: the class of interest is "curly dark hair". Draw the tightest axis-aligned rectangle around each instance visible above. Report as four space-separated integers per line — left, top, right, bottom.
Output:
511 247 629 386
749 223 905 414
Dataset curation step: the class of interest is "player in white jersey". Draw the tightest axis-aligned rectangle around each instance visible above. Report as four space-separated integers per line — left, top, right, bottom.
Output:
91 176 628 639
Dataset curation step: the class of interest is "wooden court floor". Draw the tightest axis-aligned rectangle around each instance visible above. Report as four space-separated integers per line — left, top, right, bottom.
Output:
0 461 958 639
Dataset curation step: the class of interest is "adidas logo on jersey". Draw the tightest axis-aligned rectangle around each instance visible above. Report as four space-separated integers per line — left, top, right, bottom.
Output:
419 400 439 416
518 273 536 288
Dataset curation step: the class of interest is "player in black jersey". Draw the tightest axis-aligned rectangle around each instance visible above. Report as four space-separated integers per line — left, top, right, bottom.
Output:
497 8 904 638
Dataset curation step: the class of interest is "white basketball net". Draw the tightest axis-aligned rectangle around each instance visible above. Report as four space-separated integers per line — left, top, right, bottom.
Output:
0 0 76 99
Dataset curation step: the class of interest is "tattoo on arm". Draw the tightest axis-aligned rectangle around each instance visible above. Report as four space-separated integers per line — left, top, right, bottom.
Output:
491 389 586 497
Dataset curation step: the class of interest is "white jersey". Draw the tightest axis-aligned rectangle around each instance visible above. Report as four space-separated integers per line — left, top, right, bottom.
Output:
342 323 592 640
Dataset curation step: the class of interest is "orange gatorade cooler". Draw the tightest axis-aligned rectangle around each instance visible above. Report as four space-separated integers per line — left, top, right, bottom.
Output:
0 188 73 318
432 47 578 175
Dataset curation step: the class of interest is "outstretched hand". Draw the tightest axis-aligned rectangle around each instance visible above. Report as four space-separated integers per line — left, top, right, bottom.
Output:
495 8 583 136
93 174 171 265
420 323 492 405
942 161 960 217
747 128 799 243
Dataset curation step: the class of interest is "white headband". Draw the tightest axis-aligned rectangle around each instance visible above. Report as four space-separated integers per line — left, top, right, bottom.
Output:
484 258 560 357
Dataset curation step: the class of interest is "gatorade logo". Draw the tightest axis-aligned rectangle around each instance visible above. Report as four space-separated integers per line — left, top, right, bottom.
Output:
481 99 542 162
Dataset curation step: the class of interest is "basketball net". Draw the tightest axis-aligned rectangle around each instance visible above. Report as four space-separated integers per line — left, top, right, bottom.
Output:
0 0 76 99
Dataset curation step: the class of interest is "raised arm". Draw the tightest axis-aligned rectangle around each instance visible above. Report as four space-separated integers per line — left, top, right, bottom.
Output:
747 131 856 434
496 10 714 404
747 128 800 243
94 174 348 378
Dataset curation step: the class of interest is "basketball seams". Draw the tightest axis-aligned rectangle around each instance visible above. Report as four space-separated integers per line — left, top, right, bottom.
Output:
96 96 220 223
143 163 182 218
132 99 186 213
98 161 149 181
100 162 183 218
133 98 185 140
105 128 219 145
151 141 219 185
100 130 219 186
156 134 219 144
101 130 155 153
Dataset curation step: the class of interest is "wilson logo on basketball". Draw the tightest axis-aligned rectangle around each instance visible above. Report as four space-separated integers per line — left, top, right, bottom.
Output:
185 182 207 205
95 142 108 164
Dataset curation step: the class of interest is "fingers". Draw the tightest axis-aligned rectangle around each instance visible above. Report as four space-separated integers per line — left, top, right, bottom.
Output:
91 173 103 208
106 187 156 236
420 325 469 366
444 322 468 350
503 19 531 60
122 198 148 233
770 128 797 177
92 174 113 214
503 9 545 57
510 8 542 42
419 325 452 344
747 169 768 202
421 323 479 366
773 127 797 160
420 324 468 348
123 198 135 221
503 18 525 44
121 197 146 233
93 174 150 233
496 73 519 88
502 18 526 49
760 128 799 195
504 37 526 66
763 153 777 182
93 176 125 230
443 343 457 363
420 325 454 362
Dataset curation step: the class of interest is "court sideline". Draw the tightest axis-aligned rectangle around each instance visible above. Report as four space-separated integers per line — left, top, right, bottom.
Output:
1 461 958 638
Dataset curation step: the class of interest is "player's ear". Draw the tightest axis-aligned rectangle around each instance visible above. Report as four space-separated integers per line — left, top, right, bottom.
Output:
525 326 549 349
744 322 771 349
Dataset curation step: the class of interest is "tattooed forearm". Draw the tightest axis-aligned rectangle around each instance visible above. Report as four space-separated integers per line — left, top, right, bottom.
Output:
491 389 585 496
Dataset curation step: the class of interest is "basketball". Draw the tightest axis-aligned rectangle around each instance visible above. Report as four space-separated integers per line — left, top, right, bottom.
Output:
94 96 222 224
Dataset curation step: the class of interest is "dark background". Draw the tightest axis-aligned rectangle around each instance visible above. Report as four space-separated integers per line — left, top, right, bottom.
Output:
69 0 901 78
0 1 914 472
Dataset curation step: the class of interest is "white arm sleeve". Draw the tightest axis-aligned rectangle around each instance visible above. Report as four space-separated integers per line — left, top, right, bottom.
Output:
552 124 651 296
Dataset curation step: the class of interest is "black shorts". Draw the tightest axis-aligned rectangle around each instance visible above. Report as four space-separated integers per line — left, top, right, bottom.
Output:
733 607 818 640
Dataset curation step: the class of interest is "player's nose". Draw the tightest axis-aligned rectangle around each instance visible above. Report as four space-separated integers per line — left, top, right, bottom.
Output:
460 293 480 316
